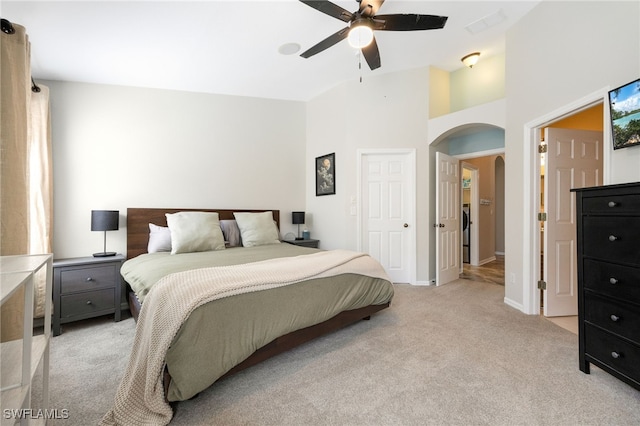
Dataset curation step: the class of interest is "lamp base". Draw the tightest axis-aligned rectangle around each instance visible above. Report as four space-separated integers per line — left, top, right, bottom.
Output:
93 251 116 257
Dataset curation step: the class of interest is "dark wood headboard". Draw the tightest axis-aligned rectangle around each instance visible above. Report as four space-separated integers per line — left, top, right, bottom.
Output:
126 208 280 260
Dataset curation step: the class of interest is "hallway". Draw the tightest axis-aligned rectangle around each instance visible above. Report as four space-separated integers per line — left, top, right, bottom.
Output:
460 255 505 285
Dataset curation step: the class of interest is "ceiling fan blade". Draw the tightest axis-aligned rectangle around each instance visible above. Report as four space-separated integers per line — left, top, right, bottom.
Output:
300 27 350 58
374 14 448 31
361 36 381 70
299 0 354 23
358 0 385 18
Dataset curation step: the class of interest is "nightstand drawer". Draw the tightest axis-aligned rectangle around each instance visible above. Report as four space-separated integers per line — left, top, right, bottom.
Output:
585 324 640 381
583 259 640 301
583 216 640 265
59 264 118 293
60 289 115 319
585 294 640 343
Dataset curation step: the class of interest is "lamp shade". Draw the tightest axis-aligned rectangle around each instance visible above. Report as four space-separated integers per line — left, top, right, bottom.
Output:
348 25 374 48
91 210 119 231
292 211 305 225
461 52 480 68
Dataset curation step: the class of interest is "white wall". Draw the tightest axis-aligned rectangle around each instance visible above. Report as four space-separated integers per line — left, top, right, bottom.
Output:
305 68 431 282
47 81 306 258
503 0 640 309
450 53 505 112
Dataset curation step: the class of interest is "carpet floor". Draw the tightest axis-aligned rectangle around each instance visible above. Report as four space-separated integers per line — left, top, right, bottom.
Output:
42 279 639 425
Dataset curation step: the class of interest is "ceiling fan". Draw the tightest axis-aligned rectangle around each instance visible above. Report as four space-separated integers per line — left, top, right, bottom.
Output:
299 0 448 70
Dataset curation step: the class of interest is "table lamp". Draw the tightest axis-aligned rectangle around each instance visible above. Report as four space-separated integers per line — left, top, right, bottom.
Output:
91 210 119 257
292 211 305 240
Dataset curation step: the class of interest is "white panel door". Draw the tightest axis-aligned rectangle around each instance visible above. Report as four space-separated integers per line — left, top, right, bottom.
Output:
543 128 602 317
435 152 460 286
360 151 415 283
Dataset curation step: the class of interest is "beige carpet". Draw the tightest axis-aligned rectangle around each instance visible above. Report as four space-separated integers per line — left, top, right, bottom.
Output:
42 279 640 425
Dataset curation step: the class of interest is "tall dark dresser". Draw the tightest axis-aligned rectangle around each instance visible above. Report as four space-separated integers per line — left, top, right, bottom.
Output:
572 181 640 390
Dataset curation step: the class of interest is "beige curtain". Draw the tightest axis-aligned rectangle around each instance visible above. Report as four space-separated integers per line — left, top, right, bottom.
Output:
1 22 53 339
29 84 53 318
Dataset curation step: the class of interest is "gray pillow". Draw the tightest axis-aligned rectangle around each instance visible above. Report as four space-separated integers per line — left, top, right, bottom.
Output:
220 220 242 247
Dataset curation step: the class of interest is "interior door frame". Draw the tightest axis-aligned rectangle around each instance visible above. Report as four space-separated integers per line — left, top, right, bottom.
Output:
356 148 417 285
521 88 611 315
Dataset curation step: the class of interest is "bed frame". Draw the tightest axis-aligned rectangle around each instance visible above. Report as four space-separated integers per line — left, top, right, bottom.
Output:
125 207 390 399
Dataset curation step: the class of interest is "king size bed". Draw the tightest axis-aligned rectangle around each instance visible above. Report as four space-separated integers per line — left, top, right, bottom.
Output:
102 208 394 425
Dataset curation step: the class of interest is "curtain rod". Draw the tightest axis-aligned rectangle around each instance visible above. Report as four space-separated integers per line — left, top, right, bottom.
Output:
1 18 15 34
2 18 42 93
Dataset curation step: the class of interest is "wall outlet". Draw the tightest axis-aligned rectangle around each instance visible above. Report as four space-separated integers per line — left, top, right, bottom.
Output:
510 273 516 284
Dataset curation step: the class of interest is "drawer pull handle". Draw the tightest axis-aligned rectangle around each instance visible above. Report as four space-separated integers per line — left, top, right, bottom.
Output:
607 201 618 208
608 235 618 242
86 300 92 305
609 277 619 284
86 277 93 282
610 314 620 322
611 351 621 359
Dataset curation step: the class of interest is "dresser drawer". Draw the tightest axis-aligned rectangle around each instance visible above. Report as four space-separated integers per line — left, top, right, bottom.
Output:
582 216 640 265
582 193 640 215
584 294 640 343
60 288 115 319
583 259 640 301
585 324 640 381
59 264 118 293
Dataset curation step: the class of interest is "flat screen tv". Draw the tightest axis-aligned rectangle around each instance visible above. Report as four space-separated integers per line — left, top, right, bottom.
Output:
608 78 640 150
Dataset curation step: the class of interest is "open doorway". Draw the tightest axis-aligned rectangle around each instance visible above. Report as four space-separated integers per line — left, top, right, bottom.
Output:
429 122 506 287
523 95 610 324
522 89 610 316
458 154 505 285
537 106 604 324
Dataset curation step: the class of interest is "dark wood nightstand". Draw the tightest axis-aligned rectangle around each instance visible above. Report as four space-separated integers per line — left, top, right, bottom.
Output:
284 239 320 248
52 254 124 336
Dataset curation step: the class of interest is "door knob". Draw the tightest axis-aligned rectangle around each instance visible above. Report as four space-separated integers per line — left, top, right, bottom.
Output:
403 223 409 228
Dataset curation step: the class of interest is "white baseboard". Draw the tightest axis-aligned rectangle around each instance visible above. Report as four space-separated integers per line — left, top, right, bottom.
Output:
478 256 496 266
504 296 525 313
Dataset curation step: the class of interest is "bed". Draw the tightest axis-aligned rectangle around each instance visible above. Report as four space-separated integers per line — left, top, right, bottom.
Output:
102 207 393 425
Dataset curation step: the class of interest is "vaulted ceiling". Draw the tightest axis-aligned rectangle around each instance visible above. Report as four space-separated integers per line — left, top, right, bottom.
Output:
2 1 539 101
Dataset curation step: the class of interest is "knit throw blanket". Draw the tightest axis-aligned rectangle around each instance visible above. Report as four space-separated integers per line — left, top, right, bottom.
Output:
101 249 390 425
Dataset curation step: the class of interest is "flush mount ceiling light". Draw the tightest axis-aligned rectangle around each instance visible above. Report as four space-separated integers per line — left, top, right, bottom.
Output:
278 43 301 55
347 21 374 49
461 52 481 68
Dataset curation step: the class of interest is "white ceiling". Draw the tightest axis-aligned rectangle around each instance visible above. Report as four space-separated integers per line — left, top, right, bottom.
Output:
2 1 539 101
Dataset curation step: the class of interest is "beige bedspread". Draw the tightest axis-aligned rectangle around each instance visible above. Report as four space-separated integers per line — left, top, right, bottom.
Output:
101 249 392 426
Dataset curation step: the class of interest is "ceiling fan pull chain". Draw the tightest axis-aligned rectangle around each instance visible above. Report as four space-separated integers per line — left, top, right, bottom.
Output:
359 51 363 83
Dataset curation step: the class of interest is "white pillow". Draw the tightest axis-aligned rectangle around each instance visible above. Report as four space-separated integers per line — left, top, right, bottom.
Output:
147 223 171 253
165 211 225 254
233 212 281 247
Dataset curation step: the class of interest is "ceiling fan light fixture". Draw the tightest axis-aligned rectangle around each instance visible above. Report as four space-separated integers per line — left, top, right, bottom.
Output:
348 24 374 49
461 52 481 68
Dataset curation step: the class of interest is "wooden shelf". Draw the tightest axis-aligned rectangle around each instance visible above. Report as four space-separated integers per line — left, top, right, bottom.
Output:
0 254 52 425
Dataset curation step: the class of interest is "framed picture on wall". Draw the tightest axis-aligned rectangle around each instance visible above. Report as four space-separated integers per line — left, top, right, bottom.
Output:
315 153 335 196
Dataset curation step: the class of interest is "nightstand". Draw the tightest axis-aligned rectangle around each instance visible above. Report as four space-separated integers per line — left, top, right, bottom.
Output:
284 239 320 248
53 254 124 336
